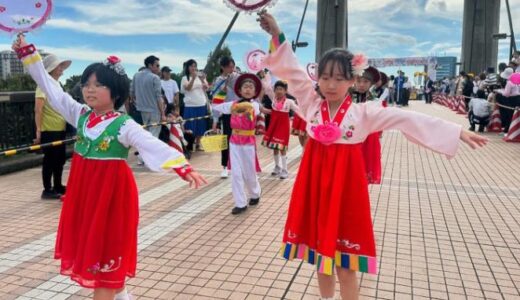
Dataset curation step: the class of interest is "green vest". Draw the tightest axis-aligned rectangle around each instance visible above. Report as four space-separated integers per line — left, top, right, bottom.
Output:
75 111 131 160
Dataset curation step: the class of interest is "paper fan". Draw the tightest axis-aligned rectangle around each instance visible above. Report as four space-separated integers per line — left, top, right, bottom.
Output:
244 49 266 73
223 0 277 13
0 0 53 33
306 63 318 82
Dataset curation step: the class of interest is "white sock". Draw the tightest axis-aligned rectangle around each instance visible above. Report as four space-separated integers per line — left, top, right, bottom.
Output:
114 288 129 300
281 155 287 171
274 154 280 168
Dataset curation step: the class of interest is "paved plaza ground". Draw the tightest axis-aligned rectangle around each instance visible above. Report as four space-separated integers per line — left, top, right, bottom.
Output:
0 101 519 300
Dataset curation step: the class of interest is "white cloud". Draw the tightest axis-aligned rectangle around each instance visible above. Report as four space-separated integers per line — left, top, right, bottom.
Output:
0 43 205 75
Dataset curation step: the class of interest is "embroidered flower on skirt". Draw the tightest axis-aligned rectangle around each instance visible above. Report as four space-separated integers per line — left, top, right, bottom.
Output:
87 257 122 275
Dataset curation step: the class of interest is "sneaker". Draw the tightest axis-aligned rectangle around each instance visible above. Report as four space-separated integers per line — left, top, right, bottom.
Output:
279 170 289 180
221 168 229 179
231 206 247 215
54 185 66 194
41 189 61 200
271 165 281 176
249 198 260 206
136 155 144 166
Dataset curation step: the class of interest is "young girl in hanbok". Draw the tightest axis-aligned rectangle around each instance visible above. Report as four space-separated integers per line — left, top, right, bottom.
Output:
212 74 264 215
352 66 385 184
261 79 300 179
12 35 207 300
258 13 487 300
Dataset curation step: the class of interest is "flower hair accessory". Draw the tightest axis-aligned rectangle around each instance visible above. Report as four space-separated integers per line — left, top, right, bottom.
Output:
103 55 126 76
351 53 369 76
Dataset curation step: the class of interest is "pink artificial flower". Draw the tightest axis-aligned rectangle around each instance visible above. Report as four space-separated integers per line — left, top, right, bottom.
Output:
346 130 353 138
311 123 342 145
107 55 121 65
352 53 369 76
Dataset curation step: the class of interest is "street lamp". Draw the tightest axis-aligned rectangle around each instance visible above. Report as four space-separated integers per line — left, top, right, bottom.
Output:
492 33 515 62
292 41 309 51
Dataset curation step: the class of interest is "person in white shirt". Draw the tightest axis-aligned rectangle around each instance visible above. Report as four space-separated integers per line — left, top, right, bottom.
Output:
181 59 209 149
160 66 179 115
468 90 491 132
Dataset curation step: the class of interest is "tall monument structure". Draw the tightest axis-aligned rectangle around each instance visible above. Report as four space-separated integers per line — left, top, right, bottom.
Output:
461 0 501 73
316 0 348 61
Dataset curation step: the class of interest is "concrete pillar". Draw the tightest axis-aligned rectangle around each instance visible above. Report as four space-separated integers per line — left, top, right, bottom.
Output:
316 0 348 61
461 0 500 74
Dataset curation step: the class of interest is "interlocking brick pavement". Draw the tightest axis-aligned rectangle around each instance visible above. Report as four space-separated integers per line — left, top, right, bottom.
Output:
0 101 518 299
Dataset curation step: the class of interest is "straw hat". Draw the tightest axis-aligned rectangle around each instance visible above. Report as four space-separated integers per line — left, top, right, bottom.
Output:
43 54 71 73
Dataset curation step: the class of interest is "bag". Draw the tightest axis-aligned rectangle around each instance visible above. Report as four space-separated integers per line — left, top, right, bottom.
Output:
200 130 228 152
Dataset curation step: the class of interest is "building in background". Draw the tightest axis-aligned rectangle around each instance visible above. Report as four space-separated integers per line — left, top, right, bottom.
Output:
0 50 49 80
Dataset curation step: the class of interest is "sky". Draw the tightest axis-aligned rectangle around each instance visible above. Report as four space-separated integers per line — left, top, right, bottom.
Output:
1 0 519 82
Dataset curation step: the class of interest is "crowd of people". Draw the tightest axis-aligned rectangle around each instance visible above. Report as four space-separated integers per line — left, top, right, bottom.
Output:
435 52 520 134
12 10 493 300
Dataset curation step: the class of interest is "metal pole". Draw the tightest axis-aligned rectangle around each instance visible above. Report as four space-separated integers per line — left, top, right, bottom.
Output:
203 12 240 74
504 0 517 61
293 0 310 52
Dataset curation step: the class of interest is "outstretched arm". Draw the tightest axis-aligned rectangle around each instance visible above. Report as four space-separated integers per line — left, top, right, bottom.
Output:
258 12 320 117
12 35 86 127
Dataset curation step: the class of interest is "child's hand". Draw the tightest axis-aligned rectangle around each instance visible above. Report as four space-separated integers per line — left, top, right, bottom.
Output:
12 34 28 51
460 130 488 149
184 171 208 189
257 12 281 37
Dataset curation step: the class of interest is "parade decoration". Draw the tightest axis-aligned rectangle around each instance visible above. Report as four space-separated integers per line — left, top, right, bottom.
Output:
244 49 266 73
223 0 277 13
0 0 52 33
306 63 317 82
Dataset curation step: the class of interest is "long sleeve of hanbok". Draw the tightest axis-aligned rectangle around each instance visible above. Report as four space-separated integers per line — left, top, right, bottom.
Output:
21 50 87 127
119 119 189 173
365 105 462 158
263 34 320 117
212 102 234 117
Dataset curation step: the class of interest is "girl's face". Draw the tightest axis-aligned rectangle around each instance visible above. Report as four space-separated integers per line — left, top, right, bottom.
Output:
240 81 256 99
274 86 286 99
317 62 355 102
81 74 114 112
189 63 197 75
355 77 373 93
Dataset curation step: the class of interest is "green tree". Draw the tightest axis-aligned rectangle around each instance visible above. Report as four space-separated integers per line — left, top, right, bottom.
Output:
0 74 37 91
64 75 81 93
204 45 232 85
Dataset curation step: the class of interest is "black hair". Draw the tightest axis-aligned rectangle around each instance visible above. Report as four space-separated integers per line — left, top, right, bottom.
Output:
220 56 235 68
144 55 159 68
81 63 130 109
317 48 354 79
459 71 466 76
479 73 486 80
274 80 288 90
390 75 395 80
475 89 486 99
183 59 197 80
498 62 508 73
